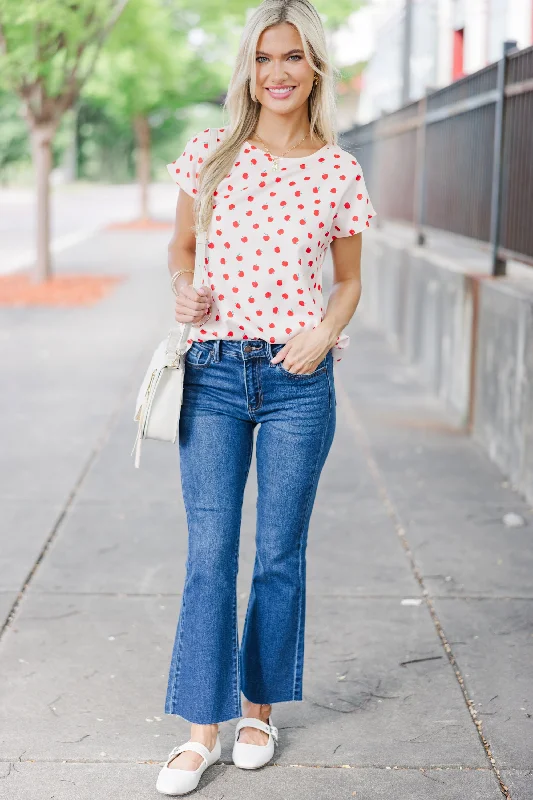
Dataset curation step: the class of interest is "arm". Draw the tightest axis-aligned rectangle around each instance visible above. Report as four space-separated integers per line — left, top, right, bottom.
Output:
168 190 211 324
320 232 362 346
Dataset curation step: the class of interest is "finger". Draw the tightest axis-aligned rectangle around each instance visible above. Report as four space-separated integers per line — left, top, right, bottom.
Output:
175 304 209 322
176 295 210 312
270 346 289 364
180 285 210 305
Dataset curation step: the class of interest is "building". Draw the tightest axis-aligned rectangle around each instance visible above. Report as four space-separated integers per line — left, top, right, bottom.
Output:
354 0 533 125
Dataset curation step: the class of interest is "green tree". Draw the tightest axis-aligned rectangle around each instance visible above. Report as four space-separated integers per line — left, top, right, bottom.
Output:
0 0 129 280
85 0 226 220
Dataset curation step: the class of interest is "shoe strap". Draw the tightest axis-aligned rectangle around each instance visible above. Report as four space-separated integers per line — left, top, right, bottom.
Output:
235 717 278 743
166 740 211 767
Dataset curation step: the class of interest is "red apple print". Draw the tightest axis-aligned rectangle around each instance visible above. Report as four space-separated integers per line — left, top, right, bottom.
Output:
208 242 214 249
299 164 306 169
298 204 304 210
299 321 306 327
284 215 291 222
314 209 319 216
270 336 275 343
218 294 224 300
228 331 234 336
229 204 235 210
256 249 262 256
259 181 266 188
277 229 284 235
286 328 292 334
269 323 275 329
288 309 294 317
258 327 264 333
239 325 245 331
340 174 346 180
248 296 255 303
253 223 259 230
236 254 243 262
246 210 252 216
253 264 260 271
243 172 248 179
276 279 283 286
295 191 301 197
208 271 213 278
297 288 304 294
299 300 305 306
274 246 280 253
238 269 244 277
236 303 241 309
263 235 270 241
227 311 233 317
248 196 254 202
221 257 226 264
224 242 230 249
273 307 279 314
232 287 239 293
293 273 299 281
357 193 363 200
233 220 239 228
300 219 306 225
330 188 337 194
313 187 319 194
241 236 248 243
280 200 287 207
282 261 288 267
223 273 229 280
245 316 251 321
344 202 351 209
251 158 257 164
289 181 296 187
322 174 328 180
268 216 274 222
282 292 289 300
269 268 275 274
292 237 299 244
252 281 258 288
216 229 222 236
356 174 361 181
216 215 222 221
265 291 272 298
256 310 262 316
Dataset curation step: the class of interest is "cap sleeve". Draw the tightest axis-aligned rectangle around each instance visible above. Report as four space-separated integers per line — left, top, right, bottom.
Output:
166 129 210 197
330 157 376 240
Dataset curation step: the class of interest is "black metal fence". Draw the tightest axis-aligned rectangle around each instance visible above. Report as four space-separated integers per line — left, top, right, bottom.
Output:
340 42 533 274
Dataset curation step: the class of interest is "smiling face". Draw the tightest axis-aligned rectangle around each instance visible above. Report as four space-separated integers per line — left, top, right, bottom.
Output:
254 22 315 115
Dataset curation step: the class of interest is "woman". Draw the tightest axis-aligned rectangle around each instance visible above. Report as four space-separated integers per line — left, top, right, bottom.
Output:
157 0 375 794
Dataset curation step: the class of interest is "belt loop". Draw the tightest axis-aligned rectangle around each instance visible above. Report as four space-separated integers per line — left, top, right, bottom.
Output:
266 340 273 361
213 339 221 362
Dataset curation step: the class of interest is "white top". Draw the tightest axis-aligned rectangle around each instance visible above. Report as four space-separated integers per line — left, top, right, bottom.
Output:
167 127 376 363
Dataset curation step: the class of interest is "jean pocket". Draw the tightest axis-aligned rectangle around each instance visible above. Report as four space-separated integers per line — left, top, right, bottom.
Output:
276 353 328 378
185 341 213 368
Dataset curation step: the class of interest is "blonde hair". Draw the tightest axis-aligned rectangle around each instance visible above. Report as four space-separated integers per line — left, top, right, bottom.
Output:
194 0 340 234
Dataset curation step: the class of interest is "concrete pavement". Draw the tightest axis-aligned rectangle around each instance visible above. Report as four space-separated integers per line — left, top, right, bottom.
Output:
0 224 532 799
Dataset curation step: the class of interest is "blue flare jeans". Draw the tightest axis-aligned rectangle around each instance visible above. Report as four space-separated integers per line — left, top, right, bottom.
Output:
165 337 336 724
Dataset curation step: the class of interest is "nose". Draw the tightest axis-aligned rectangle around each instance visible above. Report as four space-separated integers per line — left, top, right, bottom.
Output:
270 59 288 83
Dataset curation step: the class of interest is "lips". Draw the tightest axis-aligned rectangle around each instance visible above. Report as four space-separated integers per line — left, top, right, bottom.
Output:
266 86 296 100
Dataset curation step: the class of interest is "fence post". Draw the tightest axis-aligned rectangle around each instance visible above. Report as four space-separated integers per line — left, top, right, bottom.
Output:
490 40 517 276
413 93 428 246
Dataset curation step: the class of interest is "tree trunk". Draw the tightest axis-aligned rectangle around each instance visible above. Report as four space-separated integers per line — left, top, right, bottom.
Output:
134 115 151 221
30 124 56 282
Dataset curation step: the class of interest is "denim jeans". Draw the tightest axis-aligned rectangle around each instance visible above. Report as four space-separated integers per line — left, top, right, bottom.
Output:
165 338 336 724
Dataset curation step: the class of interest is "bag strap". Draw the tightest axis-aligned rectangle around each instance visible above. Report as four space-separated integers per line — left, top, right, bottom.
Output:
165 126 223 363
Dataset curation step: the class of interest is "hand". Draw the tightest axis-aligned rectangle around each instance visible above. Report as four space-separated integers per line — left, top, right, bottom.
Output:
175 284 212 325
270 327 333 374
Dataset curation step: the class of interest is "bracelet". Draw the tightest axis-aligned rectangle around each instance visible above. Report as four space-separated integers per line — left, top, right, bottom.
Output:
171 269 195 295
192 308 212 328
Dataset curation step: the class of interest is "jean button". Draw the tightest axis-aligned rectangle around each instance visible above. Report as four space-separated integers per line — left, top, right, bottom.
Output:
243 345 253 352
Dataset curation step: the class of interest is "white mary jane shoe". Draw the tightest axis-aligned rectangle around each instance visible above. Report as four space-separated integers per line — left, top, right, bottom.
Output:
156 736 221 796
232 717 278 770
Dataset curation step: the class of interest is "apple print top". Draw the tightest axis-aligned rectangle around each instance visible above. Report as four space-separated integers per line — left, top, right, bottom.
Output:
167 127 376 363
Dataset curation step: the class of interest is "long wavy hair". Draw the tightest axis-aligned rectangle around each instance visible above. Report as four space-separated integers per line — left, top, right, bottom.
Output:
193 0 340 234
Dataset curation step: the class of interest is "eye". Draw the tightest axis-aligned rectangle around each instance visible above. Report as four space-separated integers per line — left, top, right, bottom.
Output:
256 56 269 63
288 54 302 61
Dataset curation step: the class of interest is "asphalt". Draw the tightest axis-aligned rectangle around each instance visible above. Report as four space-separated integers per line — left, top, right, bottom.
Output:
0 224 532 800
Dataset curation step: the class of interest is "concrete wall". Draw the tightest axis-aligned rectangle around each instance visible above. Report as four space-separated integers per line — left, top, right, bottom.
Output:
359 229 533 504
473 279 533 503
360 233 475 425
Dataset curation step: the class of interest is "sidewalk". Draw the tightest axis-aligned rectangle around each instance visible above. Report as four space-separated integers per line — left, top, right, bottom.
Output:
0 225 532 800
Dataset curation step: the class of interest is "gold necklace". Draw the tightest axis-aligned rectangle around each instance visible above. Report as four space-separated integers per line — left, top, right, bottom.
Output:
252 130 310 171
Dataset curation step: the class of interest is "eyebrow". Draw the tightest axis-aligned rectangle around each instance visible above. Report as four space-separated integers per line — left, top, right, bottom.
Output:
256 49 305 57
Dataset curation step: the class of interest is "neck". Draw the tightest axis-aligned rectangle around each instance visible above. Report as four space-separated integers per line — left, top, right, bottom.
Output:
254 106 311 149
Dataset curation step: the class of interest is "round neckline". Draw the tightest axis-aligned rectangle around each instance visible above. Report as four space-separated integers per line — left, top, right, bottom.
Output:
243 140 330 161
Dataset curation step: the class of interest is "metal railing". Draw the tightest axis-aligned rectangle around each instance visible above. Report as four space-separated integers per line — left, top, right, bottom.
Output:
340 42 533 274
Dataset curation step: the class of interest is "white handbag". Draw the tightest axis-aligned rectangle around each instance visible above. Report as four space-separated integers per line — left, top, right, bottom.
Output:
131 126 222 468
